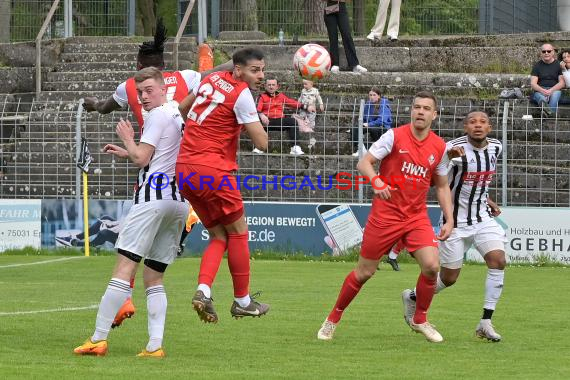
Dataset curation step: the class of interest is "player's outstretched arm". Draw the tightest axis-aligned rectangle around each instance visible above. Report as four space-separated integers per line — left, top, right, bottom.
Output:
244 121 268 151
115 118 155 168
83 96 122 114
178 93 197 121
433 174 454 240
102 144 129 159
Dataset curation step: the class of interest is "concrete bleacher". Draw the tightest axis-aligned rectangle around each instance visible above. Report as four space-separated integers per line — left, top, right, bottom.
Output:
0 33 569 206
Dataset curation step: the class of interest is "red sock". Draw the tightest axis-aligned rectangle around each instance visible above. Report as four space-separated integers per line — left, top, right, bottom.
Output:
413 272 437 324
227 232 250 298
327 271 363 323
198 239 227 287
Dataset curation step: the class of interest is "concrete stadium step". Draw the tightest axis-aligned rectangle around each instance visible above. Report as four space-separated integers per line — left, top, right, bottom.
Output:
37 90 114 102
215 31 570 49
44 80 130 92
63 37 197 53
59 51 195 64
214 44 536 73
46 71 137 83
5 164 136 180
0 182 121 199
53 62 138 72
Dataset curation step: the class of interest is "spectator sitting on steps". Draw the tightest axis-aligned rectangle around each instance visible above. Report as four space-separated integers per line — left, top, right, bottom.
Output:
558 49 570 89
297 79 324 133
351 86 392 157
256 77 315 155
531 43 564 117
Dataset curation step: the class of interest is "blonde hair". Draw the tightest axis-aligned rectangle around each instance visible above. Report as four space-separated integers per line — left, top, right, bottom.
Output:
134 66 164 85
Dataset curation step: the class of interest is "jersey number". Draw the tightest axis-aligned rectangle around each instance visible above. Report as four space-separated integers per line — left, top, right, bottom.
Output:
187 83 226 125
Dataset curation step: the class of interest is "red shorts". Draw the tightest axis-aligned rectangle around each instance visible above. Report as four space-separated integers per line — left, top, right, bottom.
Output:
360 214 437 260
176 163 244 229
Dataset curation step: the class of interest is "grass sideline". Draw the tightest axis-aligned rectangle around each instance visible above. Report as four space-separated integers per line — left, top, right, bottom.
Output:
0 254 568 379
4 247 568 268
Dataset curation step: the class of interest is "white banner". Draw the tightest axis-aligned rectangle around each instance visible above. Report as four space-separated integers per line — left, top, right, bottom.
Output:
0 200 41 252
466 207 570 264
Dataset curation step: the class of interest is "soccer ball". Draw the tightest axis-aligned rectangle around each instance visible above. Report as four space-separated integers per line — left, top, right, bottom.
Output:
293 44 331 81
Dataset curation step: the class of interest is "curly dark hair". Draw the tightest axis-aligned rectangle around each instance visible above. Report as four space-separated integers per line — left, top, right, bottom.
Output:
137 18 167 70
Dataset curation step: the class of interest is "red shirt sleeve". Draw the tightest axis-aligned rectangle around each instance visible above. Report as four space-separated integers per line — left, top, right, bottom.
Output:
257 94 266 113
281 93 302 110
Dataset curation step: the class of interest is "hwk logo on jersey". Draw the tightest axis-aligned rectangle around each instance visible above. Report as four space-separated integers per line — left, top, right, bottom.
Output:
470 158 476 163
428 154 435 165
401 161 428 178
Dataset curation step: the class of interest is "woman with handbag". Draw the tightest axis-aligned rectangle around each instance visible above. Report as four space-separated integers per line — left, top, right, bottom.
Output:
322 0 368 74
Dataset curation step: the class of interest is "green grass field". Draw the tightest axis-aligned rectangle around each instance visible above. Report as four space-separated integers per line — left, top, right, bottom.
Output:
0 255 568 379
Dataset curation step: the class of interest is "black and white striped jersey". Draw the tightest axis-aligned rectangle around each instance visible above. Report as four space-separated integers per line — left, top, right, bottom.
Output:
133 104 186 204
443 136 502 227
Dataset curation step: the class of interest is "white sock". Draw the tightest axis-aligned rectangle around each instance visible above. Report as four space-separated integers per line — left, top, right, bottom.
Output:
484 269 504 310
92 278 130 342
435 273 447 294
388 250 398 260
235 295 251 308
197 284 211 299
146 285 167 352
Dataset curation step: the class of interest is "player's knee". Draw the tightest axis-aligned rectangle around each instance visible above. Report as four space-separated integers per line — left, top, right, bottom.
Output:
355 266 376 282
485 250 506 270
422 263 440 278
441 276 457 287
144 258 168 273
490 256 506 270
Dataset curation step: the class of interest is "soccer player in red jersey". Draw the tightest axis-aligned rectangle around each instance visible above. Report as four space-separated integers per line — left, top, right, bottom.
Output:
317 91 454 343
80 20 232 328
176 48 270 322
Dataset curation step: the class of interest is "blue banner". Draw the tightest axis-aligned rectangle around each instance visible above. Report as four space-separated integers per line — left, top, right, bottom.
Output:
39 199 442 256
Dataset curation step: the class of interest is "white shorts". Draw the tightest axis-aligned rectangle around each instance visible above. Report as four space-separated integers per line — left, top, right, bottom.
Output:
439 218 507 269
115 200 189 265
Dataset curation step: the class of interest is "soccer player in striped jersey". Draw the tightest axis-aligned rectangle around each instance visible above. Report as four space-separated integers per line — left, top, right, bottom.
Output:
74 67 189 357
402 110 507 342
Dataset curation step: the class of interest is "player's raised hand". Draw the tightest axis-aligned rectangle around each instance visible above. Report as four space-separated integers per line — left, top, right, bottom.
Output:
372 177 395 200
259 113 269 126
437 221 454 241
116 118 135 143
83 97 99 112
487 198 502 216
447 146 465 159
102 144 128 158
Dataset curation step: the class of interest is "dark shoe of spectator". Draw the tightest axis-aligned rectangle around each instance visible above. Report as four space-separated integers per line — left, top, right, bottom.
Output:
540 101 553 117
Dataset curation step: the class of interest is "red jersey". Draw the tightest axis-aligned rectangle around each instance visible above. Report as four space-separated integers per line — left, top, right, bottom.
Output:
125 71 190 131
256 91 302 119
368 124 447 222
177 71 259 172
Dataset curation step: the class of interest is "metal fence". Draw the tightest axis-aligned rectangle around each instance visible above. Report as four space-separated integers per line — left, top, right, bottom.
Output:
180 0 560 38
1 96 568 207
5 0 563 44
7 0 132 42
